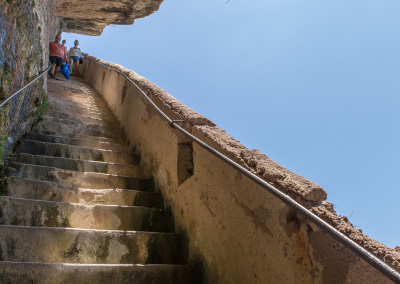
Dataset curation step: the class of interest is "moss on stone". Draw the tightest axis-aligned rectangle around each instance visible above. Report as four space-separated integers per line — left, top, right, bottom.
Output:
0 64 12 99
0 108 9 166
33 82 48 121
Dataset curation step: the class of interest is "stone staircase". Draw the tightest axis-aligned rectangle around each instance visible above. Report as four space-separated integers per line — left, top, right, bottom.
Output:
0 78 190 283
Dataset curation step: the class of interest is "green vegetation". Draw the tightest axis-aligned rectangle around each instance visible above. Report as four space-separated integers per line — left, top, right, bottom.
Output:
34 87 48 121
0 128 7 167
0 63 13 99
0 108 9 167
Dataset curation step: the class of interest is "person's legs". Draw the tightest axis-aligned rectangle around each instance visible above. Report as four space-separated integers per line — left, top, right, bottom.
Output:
54 57 63 79
69 58 73 73
49 63 56 77
49 56 58 77
54 66 61 80
74 60 79 76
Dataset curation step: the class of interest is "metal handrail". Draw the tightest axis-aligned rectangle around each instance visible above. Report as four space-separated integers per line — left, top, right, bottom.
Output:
0 66 51 109
85 57 400 283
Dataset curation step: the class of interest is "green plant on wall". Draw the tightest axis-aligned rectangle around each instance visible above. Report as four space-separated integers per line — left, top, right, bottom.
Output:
34 89 48 121
0 63 13 99
0 107 9 167
0 110 6 196
0 127 7 167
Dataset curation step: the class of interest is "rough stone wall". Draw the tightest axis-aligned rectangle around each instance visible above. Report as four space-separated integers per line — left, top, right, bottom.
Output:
80 56 399 283
0 0 60 165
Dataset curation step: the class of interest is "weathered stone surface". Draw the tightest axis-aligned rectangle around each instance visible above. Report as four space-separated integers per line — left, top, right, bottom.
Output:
5 162 151 190
0 262 191 284
5 177 163 208
36 129 128 145
12 153 143 176
0 76 189 282
17 139 136 164
0 196 168 231
0 225 183 264
310 201 400 272
56 0 164 36
82 55 216 128
240 148 327 203
0 0 52 164
25 132 129 152
81 55 400 283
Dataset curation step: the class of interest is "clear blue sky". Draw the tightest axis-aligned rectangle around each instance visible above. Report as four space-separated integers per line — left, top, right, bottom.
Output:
63 0 400 248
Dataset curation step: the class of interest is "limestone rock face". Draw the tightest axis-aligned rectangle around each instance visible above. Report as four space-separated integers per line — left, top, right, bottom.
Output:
55 0 164 35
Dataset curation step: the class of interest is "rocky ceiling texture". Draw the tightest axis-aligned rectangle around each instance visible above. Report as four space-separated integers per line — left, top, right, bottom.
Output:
55 0 164 36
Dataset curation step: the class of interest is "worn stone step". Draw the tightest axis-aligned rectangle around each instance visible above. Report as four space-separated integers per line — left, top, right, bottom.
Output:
0 262 191 284
37 120 123 140
46 108 119 128
32 129 129 146
43 116 123 137
48 94 112 113
11 153 143 176
17 140 137 165
25 132 130 152
5 177 163 208
5 163 153 190
48 99 110 114
47 86 106 101
0 196 171 231
0 225 184 264
43 109 119 129
47 105 117 124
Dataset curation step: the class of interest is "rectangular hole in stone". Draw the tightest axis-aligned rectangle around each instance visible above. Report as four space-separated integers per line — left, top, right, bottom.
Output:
177 142 193 185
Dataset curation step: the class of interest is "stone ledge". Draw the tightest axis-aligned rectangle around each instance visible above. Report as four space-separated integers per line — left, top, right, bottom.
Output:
311 201 400 271
57 0 164 36
194 124 327 204
84 54 216 127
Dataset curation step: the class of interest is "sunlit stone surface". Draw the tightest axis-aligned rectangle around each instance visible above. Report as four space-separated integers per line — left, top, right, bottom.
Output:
55 0 164 35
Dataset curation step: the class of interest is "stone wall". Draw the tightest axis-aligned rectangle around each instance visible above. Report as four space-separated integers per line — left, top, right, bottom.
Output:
0 0 60 165
80 56 399 283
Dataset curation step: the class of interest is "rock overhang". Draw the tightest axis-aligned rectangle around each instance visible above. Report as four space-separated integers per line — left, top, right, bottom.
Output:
55 0 164 36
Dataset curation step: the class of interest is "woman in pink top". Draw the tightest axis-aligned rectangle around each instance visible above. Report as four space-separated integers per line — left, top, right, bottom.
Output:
49 34 67 80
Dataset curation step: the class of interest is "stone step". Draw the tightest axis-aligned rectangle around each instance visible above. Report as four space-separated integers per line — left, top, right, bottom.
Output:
43 116 123 137
48 85 105 99
17 140 137 165
5 163 153 190
37 120 123 140
32 130 128 146
5 177 163 208
47 104 117 123
11 153 143 176
25 132 130 152
0 225 184 264
49 100 110 114
48 95 112 113
45 109 119 128
0 262 191 284
0 196 171 231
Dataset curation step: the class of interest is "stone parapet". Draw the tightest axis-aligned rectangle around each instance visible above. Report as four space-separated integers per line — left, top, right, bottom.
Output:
80 55 399 283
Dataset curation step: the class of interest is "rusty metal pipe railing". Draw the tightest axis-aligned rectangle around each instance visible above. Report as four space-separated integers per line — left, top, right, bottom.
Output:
85 57 400 283
0 66 51 109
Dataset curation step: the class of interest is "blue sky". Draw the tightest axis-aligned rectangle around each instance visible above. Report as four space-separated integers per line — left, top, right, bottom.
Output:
63 0 400 248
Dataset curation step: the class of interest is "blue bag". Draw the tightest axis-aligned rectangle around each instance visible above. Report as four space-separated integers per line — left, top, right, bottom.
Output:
60 63 70 79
